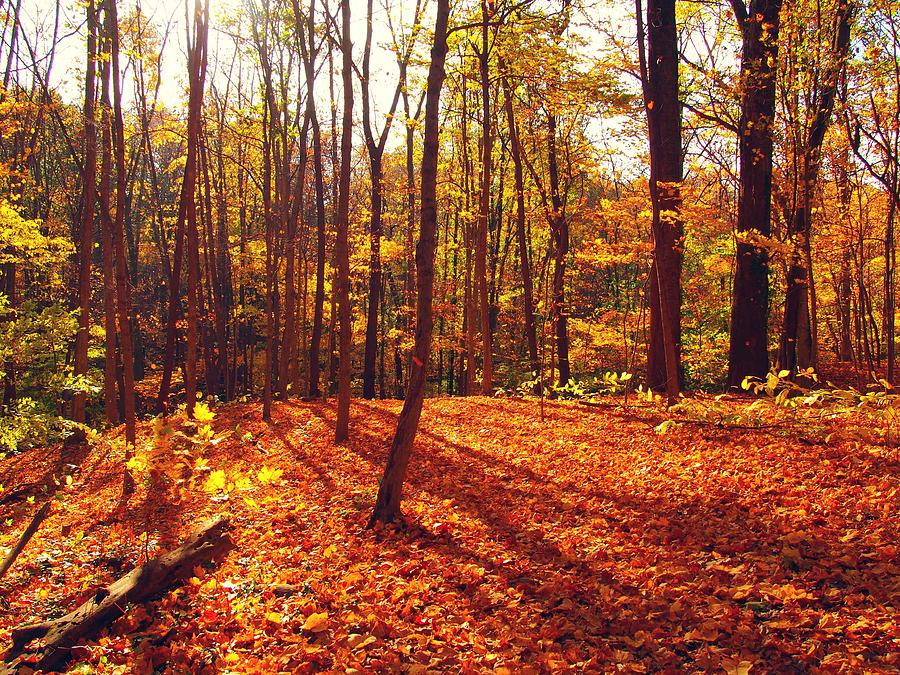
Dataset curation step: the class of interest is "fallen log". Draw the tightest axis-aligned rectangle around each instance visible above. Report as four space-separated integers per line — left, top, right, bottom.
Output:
2 516 235 673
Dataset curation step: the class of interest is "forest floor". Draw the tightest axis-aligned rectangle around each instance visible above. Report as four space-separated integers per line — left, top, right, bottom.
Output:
0 395 897 674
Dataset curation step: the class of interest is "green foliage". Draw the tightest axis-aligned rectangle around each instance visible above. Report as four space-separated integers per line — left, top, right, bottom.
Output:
0 199 94 452
527 371 634 400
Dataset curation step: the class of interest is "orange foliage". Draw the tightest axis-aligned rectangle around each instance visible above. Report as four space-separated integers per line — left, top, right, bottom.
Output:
0 397 897 672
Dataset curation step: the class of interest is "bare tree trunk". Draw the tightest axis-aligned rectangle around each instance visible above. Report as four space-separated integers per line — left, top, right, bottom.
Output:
477 0 493 395
108 0 137 446
159 0 208 413
727 0 782 387
334 0 354 443
369 0 450 525
97 33 118 425
779 0 855 375
501 68 539 389
294 0 328 399
547 113 571 388
71 0 98 427
183 0 209 419
640 0 683 402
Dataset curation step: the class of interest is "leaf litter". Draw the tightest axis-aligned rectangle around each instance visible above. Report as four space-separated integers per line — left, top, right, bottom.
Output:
0 396 897 673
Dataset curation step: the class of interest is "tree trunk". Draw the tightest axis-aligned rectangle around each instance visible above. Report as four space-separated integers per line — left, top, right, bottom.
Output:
108 0 137 446
547 113 571 388
71 0 98 427
501 69 539 388
334 0 354 443
727 0 782 387
778 0 855 375
294 0 328 399
477 0 494 395
640 0 683 401
1 518 234 675
369 0 450 525
98 37 118 426
159 0 208 413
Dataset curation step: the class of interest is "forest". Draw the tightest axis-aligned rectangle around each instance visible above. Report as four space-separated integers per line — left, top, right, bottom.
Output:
0 0 897 671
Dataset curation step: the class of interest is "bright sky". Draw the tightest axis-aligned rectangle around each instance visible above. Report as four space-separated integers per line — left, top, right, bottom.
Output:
11 0 424 128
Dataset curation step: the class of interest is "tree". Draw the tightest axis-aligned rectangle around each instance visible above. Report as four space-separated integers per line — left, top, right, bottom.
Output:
777 0 855 375
71 0 98 428
640 0 683 401
333 0 353 443
158 0 209 415
726 0 783 388
370 0 451 525
360 0 423 400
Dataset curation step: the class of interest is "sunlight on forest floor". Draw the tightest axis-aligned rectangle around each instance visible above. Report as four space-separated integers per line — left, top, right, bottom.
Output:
0 397 897 673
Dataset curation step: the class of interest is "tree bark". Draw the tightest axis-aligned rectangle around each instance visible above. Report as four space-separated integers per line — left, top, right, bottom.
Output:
640 0 683 401
1 518 234 674
71 0 98 427
477 0 494 395
778 0 855 375
369 0 450 525
334 0 354 443
108 0 137 445
294 0 328 399
158 0 208 413
500 69 539 389
727 0 782 388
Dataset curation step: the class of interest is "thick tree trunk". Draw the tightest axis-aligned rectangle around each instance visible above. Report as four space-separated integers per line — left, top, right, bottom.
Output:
369 0 450 525
641 0 683 400
727 0 782 388
1 518 234 674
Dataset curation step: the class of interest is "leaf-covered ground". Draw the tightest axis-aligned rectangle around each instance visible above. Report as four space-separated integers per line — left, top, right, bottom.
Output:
0 396 897 673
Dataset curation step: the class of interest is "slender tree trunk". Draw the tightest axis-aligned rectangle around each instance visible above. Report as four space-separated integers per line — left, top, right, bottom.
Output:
500 70 539 388
835 149 854 362
547 113 571 387
98 37 117 426
778 0 855 375
295 0 328 399
477 0 493 395
108 0 137 445
362 158 383 399
159 0 207 413
369 0 450 526
71 0 98 427
334 0 354 443
359 0 410 399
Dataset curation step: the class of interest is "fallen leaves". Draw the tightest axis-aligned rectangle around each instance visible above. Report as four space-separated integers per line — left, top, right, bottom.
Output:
0 395 897 673
301 611 329 633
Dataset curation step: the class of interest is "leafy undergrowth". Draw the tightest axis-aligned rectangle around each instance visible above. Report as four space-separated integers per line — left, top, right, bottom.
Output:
0 396 897 673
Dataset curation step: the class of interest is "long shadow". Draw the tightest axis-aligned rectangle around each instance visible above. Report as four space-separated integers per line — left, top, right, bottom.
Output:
329 398 893 668
290 399 815 670
0 442 94 508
